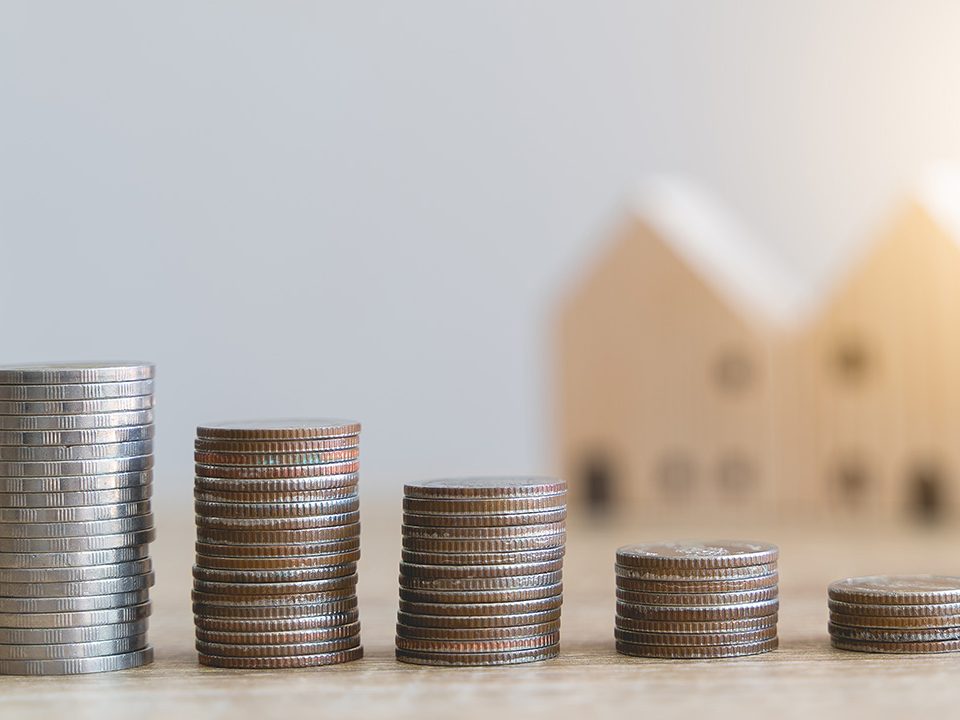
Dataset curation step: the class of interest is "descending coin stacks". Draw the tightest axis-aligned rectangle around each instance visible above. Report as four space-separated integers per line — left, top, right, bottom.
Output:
192 419 363 668
614 540 780 659
0 362 156 675
396 477 567 666
828 575 960 653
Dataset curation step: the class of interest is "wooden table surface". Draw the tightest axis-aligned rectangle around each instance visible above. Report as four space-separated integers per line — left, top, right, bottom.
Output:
3 500 960 720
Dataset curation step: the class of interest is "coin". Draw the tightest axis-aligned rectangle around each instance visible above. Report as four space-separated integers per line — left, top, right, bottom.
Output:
0 455 154 478
194 437 360 453
399 570 563 591
402 509 566 528
0 440 154 463
192 588 356 607
616 638 778 658
0 646 153 675
0 484 153 508
828 624 960 643
0 558 151 583
616 599 779 621
193 575 356 597
195 550 361 571
195 461 359 480
195 621 361 645
196 523 359 545
0 572 154 598
196 419 361 441
615 626 778 646
192 564 356 584
401 533 566 554
616 574 779 594
828 612 960 629
401 521 566 540
193 496 358 519
0 380 153 402
195 448 360 467
192 598 358 619
195 511 360 532
196 635 359 657
0 396 153 415
404 477 566 499
198 646 362 668
617 541 779 569
395 631 560 654
0 410 154 432
402 495 567 515
395 645 559 666
0 425 154 447
614 615 778 634
399 584 562 605
396 621 561 641
615 587 778 606
0 602 151 629
828 599 960 617
615 563 779 581
195 537 359 558
0 633 147 660
0 362 154 385
0 619 149 645
0 545 149 569
396 608 562 629
830 637 960 654
0 470 151 495
398 595 563 617
0 513 154 539
401 547 566 566
0 528 155 553
399 560 564 579
0 500 151 523
193 611 360 633
828 576 960 605
193 485 357 504
0 589 150 613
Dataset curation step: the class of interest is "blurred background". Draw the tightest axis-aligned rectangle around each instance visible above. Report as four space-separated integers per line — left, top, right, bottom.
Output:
4 1 960 517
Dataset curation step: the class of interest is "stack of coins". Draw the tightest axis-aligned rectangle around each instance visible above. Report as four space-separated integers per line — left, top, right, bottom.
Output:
615 540 779 659
0 362 156 675
396 477 566 666
828 575 960 653
192 419 363 669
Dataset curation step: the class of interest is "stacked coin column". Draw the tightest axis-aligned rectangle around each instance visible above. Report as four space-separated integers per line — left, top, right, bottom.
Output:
615 541 779 659
828 575 960 653
0 362 156 675
396 477 566 666
192 419 363 669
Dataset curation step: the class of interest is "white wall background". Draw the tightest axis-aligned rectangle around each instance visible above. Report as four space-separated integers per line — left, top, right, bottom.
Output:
4 1 960 501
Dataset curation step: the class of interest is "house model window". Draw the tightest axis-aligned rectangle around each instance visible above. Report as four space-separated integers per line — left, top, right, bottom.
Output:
713 350 753 393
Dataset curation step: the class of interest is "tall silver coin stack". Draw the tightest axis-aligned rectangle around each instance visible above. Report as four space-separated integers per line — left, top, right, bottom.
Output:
615 540 779 659
192 419 363 669
0 362 156 675
396 477 566 666
828 575 960 653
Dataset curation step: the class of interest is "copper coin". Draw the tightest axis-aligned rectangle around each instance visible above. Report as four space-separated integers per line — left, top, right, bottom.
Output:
398 595 562 617
399 570 563 591
617 637 777 658
617 541 778 569
402 509 566 528
395 644 559 666
828 624 960 643
193 575 356 597
401 547 565 566
194 474 358 493
828 576 960 605
396 630 559 654
615 614 777 634
195 537 359 558
396 620 561 641
191 587 355 606
404 477 566 500
402 495 566 515
401 521 565 541
195 550 361 570
196 461 359 479
192 598 357 619
193 610 360 633
194 486 357 505
615 626 777 646
196 420 361 441
401 533 566 554
196 621 361 645
194 437 360 453
193 563 356 584
194 496 358 519
830 637 960 654
616 587 778 606
399 560 564 579
828 612 960 629
196 635 360 657
615 563 779 582
195 511 360 532
194 448 360 467
396 608 562 629
616 573 778 594
399 584 562 604
828 599 960 617
198 646 363 668
616 599 779 621
196 523 360 545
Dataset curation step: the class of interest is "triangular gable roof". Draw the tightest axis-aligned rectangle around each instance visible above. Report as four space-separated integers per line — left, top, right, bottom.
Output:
630 175 811 328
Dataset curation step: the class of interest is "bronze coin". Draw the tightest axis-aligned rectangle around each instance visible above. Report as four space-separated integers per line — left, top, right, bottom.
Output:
396 631 559 654
196 621 361 645
195 549 361 570
196 420 361 441
193 574 357 597
193 610 359 633
402 509 566 528
198 646 363 668
615 587 778 606
194 496 358 519
401 547 565 566
194 448 360 467
617 637 778 658
828 612 960 629
395 644 559 666
194 474 358 493
396 608 562 629
399 560 564 579
192 597 357 619
195 511 360 532
828 599 960 617
194 437 360 453
402 495 566 515
828 623 960 643
195 537 360 558
193 563 356 584
395 620 561 641
399 595 562 617
616 573 778 594
616 599 779 621
615 562 778 582
828 576 960 605
404 477 566 500
401 533 566 554
195 461 359 480
615 614 777 634
191 588 355 607
399 583 562 604
399 570 563 591
615 626 777 646
830 637 960 654
401 522 565 541
193 487 357 505
196 523 360 545
616 541 778 570
196 635 360 657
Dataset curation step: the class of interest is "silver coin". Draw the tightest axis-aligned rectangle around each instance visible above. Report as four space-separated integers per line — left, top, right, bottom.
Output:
0 363 154 386
0 455 153 478
0 646 153 675
0 396 153 416
0 500 151 523
0 471 151 494
0 410 154 431
0 633 147 660
0 619 149 645
0 528 155 553
0 602 151 628
194 496 359 519
0 571 154 598
0 589 150 613
0 514 154 539
0 484 152 508
0 425 153 447
0 545 149 569
0 381 153 402
0 440 154 463
195 511 360 531
0 559 151 583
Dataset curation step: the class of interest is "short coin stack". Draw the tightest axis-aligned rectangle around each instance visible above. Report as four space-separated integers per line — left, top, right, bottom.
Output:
828 575 960 653
396 476 566 666
192 419 363 669
615 540 779 659
0 362 156 675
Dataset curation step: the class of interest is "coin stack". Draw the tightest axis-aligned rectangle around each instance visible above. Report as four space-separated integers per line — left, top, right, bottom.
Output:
0 362 156 675
192 419 363 669
828 575 960 653
396 477 567 666
615 540 779 659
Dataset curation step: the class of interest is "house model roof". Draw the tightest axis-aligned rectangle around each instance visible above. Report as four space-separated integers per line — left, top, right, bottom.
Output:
630 175 812 329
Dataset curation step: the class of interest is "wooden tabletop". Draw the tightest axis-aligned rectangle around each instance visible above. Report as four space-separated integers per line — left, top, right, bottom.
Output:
3 501 959 719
